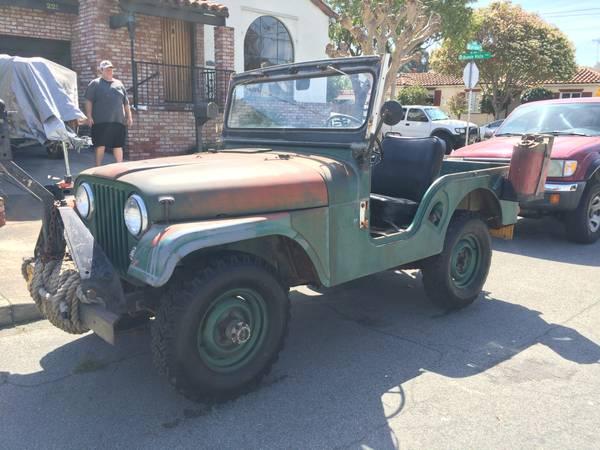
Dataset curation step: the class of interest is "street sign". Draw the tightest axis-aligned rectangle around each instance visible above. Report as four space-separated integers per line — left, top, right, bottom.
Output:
467 41 482 52
463 62 479 89
459 51 493 61
463 62 479 147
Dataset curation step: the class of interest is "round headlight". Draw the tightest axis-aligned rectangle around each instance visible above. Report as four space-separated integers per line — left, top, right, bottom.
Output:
75 183 94 218
124 194 148 237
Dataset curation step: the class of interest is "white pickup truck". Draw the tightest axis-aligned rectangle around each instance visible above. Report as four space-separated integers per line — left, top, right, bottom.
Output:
381 105 479 153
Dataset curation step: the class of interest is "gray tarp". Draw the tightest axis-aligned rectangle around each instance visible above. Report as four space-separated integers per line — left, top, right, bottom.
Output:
0 55 85 144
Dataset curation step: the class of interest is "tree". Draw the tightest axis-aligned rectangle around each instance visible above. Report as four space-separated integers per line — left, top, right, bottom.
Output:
447 92 467 119
430 1 576 119
397 85 432 105
520 87 554 104
326 0 472 98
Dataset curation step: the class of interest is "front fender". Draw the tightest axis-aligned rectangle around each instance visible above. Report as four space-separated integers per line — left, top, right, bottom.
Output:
127 212 328 287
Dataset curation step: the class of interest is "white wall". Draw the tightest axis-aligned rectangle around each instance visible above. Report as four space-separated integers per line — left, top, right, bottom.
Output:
204 0 331 72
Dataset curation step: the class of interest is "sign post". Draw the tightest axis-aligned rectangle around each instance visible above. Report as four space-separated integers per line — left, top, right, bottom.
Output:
463 61 479 147
458 42 492 146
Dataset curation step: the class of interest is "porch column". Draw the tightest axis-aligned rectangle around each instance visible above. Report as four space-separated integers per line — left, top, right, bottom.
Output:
214 25 234 107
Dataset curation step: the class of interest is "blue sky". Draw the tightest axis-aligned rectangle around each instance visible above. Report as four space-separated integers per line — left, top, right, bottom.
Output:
473 1 600 67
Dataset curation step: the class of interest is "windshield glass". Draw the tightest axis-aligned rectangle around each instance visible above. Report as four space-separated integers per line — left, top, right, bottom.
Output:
497 102 600 136
424 107 449 121
227 72 373 129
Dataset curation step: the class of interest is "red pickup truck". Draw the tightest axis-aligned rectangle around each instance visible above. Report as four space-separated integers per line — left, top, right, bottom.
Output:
451 97 600 244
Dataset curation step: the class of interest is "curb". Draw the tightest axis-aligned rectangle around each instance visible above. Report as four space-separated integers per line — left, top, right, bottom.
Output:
0 298 43 329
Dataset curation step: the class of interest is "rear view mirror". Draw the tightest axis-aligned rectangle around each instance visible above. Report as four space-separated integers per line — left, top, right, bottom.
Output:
381 100 403 126
296 79 310 91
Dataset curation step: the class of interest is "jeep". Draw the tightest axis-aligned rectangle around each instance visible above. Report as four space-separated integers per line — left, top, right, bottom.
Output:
3 56 520 401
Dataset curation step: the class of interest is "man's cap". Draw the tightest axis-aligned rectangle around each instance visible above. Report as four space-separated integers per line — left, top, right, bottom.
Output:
98 60 114 70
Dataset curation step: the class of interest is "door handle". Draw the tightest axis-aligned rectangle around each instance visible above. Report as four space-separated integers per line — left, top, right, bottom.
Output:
405 123 410 126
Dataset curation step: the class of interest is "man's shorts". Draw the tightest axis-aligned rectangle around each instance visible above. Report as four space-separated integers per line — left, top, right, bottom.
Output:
91 122 126 148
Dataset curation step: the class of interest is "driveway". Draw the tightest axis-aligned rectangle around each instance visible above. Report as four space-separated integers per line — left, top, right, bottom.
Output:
0 144 116 220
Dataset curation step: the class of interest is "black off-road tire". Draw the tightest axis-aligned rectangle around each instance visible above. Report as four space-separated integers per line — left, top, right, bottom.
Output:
151 254 290 402
421 213 492 310
564 180 600 244
432 132 454 155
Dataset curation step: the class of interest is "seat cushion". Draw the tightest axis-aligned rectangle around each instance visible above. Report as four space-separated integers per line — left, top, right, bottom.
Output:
370 193 418 230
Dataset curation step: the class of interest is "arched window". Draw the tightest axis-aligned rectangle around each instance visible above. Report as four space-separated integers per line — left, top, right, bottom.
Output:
244 16 294 71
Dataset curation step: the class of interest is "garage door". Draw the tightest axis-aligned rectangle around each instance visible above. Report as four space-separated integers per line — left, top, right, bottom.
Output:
0 35 71 67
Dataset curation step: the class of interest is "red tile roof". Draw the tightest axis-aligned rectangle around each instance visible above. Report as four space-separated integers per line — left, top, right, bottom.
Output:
398 67 600 88
397 72 462 87
155 0 229 17
547 67 600 85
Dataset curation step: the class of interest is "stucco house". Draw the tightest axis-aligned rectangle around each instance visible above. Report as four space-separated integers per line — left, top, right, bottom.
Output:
397 67 600 125
0 0 335 159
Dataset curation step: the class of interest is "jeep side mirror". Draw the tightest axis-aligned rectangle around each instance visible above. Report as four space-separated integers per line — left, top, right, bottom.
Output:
381 100 403 126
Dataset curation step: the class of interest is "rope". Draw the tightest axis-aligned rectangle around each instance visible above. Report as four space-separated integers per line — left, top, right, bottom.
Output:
22 257 89 334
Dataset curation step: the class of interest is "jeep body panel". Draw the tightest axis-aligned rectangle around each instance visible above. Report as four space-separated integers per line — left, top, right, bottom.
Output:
125 159 515 289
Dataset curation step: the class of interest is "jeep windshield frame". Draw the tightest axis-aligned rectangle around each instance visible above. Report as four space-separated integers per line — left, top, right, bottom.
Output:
222 56 384 148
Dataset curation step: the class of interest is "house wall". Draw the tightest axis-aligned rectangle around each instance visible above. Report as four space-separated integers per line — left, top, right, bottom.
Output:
204 0 330 72
430 85 494 125
544 83 600 98
0 5 73 42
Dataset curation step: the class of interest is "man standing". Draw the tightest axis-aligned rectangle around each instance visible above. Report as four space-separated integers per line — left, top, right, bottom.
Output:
85 60 133 166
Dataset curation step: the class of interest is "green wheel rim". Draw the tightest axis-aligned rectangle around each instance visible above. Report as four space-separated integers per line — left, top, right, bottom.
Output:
196 288 268 373
450 233 482 289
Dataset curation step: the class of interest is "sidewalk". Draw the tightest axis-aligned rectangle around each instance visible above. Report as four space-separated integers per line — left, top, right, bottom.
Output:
0 145 107 328
0 220 43 327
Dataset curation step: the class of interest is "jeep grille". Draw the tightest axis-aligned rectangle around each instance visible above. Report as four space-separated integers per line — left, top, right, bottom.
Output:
90 182 130 274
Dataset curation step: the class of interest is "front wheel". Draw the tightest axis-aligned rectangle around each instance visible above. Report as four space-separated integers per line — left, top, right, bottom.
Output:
151 254 290 402
421 213 492 310
432 132 454 155
564 180 600 244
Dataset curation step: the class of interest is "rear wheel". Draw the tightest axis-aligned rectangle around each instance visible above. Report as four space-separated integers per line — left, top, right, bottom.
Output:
421 213 492 310
565 180 600 244
151 254 289 402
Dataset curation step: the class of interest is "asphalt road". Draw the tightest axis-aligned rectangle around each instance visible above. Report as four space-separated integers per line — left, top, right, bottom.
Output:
1 215 599 449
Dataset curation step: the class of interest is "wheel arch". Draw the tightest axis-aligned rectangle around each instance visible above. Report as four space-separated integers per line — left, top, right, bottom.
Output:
455 187 503 228
179 235 323 289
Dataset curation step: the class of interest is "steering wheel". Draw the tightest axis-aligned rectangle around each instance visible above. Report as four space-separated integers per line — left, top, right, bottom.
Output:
325 113 362 128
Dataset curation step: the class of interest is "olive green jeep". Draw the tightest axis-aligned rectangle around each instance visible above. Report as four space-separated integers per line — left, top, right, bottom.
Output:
8 56 520 401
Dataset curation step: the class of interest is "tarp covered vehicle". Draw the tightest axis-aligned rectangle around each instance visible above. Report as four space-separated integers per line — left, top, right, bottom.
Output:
7 55 525 402
0 55 86 158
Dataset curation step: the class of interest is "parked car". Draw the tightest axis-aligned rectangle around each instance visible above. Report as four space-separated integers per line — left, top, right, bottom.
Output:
451 97 600 244
479 119 504 140
381 105 478 153
8 56 521 402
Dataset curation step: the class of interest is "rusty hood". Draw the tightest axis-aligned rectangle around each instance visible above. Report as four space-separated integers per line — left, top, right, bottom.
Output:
80 151 331 220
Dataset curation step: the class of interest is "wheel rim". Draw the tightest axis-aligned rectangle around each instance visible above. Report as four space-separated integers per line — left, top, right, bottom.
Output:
450 233 482 289
197 288 268 373
587 193 600 233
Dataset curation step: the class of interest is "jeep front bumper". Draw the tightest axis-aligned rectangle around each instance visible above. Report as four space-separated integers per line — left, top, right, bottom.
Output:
59 206 126 344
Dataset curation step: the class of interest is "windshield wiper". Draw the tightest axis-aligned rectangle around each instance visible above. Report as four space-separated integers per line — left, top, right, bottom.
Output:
543 131 590 137
494 132 522 137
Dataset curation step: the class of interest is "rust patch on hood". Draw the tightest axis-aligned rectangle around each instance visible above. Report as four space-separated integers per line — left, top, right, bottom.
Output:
89 152 333 220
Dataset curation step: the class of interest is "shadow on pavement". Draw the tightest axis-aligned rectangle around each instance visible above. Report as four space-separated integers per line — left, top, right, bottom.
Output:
493 216 600 267
1 270 598 448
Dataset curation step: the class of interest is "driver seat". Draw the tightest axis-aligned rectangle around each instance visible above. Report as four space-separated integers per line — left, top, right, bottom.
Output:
370 136 445 230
